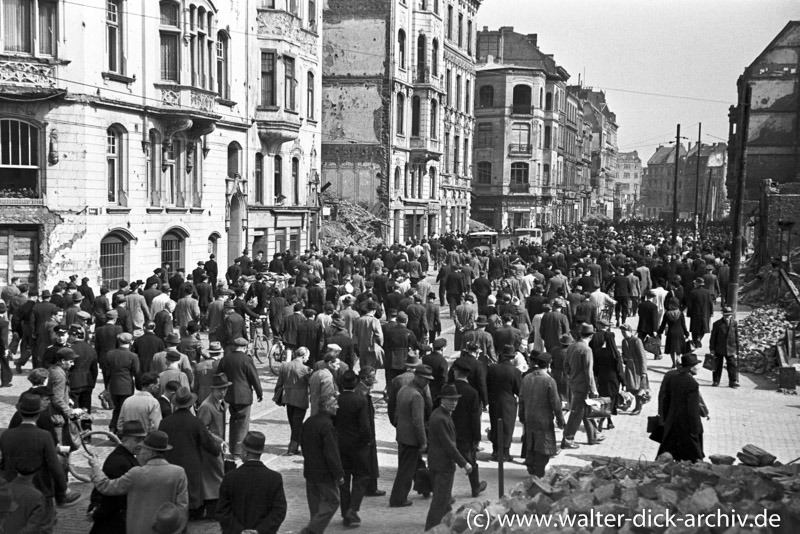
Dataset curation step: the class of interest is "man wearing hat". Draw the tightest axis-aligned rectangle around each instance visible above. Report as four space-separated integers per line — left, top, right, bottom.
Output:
150 283 172 316
158 349 191 396
146 269 164 293
219 300 248 354
124 284 151 332
217 430 287 533
387 353 432 427
89 430 189 534
423 338 449 403
1 470 45 533
541 300 571 353
561 324 602 449
41 323 70 368
463 315 497 364
353 300 384 371
87 421 147 533
334 370 371 527
68 324 98 433
105 333 140 433
63 291 84 328
217 337 263 456
194 341 224 404
424 384 472 531
519 353 565 478
486 345 522 462
450 359 485 498
453 293 477 352
152 332 193 382
686 276 715 349
30 288 56 365
197 373 231 516
117 372 162 434
159 387 222 519
325 317 356 369
309 350 342 418
389 365 433 508
204 254 219 291
131 321 166 375
656 353 706 461
0 392 73 532
551 334 573 404
174 287 201 338
447 341 489 409
384 311 420 384
709 307 740 388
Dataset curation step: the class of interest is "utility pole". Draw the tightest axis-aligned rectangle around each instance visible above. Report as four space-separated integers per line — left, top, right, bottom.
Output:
671 124 681 250
702 167 713 239
729 70 752 314
693 123 702 240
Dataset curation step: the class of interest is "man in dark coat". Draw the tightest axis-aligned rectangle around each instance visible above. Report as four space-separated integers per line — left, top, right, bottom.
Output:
334 371 371 527
131 322 166 375
68 325 98 432
422 338 449 404
657 353 705 462
217 338 263 455
192 261 206 286
296 310 324 365
159 387 222 519
219 302 247 354
492 315 523 355
204 254 219 291
486 345 522 461
354 367 384 497
574 292 598 328
450 360 486 498
104 333 140 433
637 290 660 345
301 394 345 534
686 277 715 348
405 294 429 342
709 307 740 388
447 342 488 408
384 312 420 383
146 269 163 293
519 353 565 477
217 431 287 534
606 271 633 326
169 269 185 302
88 421 146 534
540 301 570 353
324 318 355 370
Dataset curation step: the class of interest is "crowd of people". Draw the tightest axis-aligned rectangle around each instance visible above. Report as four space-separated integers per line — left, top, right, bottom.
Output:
0 220 740 533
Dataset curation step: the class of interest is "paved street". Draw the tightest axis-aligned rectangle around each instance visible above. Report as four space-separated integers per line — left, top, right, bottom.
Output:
3 272 799 533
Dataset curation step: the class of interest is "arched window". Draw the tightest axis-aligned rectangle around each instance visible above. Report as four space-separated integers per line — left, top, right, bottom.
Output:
0 119 42 199
396 92 405 135
476 161 491 184
545 92 553 111
147 129 160 206
100 232 131 290
411 96 421 136
307 71 315 119
217 31 230 99
430 99 438 139
274 155 283 202
429 166 436 199
255 153 264 204
510 162 529 184
479 85 493 108
543 163 551 185
416 34 426 80
398 29 406 69
292 157 300 205
431 39 439 76
106 126 126 205
208 232 219 256
161 230 186 274
394 166 401 192
512 85 531 114
544 126 551 149
227 142 241 178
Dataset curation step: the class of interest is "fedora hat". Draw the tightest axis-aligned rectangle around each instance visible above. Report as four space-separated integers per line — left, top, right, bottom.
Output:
580 323 596 335
152 502 187 534
223 300 235 309
500 344 516 358
71 292 84 302
173 387 197 409
340 369 359 389
210 373 232 389
208 341 223 354
141 430 173 451
681 353 700 368
404 353 422 368
16 392 46 416
722 306 733 316
475 315 489 326
414 364 434 380
40 289 51 298
438 384 461 400
165 350 181 362
559 333 574 345
164 332 181 345
119 420 148 437
241 431 268 454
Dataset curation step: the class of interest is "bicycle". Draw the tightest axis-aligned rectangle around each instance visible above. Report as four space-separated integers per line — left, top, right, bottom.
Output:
267 335 290 376
249 316 271 365
65 412 121 483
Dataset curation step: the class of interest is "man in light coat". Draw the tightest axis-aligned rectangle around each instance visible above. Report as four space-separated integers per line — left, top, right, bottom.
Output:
124 286 151 331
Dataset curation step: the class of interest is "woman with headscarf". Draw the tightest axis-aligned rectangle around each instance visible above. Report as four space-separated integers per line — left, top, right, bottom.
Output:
590 319 624 432
657 297 690 369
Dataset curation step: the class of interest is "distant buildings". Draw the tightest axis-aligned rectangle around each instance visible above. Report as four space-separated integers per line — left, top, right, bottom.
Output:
616 151 642 219
640 145 686 220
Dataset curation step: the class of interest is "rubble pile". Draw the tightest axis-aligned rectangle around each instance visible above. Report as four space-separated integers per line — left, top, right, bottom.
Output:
737 305 793 375
430 456 800 533
319 194 385 250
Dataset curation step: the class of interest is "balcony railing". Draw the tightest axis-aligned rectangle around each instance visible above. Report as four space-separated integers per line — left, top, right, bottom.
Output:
509 182 529 193
413 67 441 86
509 105 535 116
508 144 532 155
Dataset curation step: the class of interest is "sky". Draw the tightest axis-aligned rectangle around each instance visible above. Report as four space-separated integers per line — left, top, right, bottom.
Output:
477 0 800 165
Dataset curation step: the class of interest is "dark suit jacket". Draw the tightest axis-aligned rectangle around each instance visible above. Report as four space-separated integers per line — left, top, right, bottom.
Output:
540 311 570 352
88 445 138 534
384 323 419 370
451 380 482 448
334 391 371 449
637 300 659 336
3 476 46 533
422 351 448 402
94 323 122 361
427 406 466 473
217 460 287 534
0 423 67 499
220 312 247 346
132 332 166 375
301 412 344 483
217 350 262 405
104 348 140 395
686 287 714 334
69 340 99 391
296 319 323 363
447 354 488 407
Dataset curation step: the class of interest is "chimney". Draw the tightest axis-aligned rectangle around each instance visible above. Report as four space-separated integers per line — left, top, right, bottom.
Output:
527 33 538 48
499 26 514 34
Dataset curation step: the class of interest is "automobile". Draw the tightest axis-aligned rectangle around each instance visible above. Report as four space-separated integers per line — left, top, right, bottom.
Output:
465 231 499 252
512 227 543 247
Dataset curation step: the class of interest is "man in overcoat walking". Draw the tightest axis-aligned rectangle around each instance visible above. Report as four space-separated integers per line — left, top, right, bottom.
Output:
519 353 565 477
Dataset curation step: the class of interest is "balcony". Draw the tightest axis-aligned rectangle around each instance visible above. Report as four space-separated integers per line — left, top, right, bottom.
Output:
155 84 219 115
256 107 302 153
509 182 530 193
0 57 66 98
413 67 442 89
508 105 535 117
508 144 532 156
410 136 442 162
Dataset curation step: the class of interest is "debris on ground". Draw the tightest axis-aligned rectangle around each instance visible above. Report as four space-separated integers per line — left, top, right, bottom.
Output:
738 305 793 375
737 444 778 467
429 455 800 533
319 193 385 250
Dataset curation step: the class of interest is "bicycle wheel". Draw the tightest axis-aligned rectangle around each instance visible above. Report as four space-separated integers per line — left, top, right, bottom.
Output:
253 335 271 364
68 430 122 482
268 342 284 375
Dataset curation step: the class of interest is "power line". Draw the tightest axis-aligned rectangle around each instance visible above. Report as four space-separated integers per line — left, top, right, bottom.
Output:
592 85 730 104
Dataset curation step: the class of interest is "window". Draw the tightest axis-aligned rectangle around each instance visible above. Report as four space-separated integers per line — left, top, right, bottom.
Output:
543 163 550 185
446 6 453 40
261 51 276 106
274 156 283 201
396 92 405 135
308 0 317 31
292 157 300 205
477 34 499 62
453 135 460 175
411 96 421 137
100 233 129 290
307 72 315 119
227 142 241 178
107 0 123 72
255 153 264 204
429 166 436 199
394 167 401 191
545 92 553 111
465 80 471 113
539 88 543 108
463 137 468 175
416 34 426 80
476 161 491 184
284 56 296 110
445 69 451 106
398 30 406 69
467 19 472 54
510 123 530 152
0 119 40 199
476 123 492 148
457 13 463 47
404 164 409 196
217 32 229 99
444 133 450 173
430 99 438 138
544 126 551 149
431 39 439 76
478 85 493 108
288 0 298 15
208 233 218 256
512 85 532 114
162 140 178 205
455 74 461 111
434 0 439 14
511 162 529 184
106 127 124 204
38 0 56 55
160 2 180 81
3 0 57 56
161 231 185 274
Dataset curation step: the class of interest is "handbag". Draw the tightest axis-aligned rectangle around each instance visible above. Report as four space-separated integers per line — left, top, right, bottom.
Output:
647 415 664 443
98 390 114 410
584 397 613 419
702 353 718 371
413 457 432 496
643 335 661 356
272 384 285 406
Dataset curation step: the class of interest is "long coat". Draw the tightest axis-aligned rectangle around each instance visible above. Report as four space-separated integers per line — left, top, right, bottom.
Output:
276 358 311 409
197 394 227 501
354 381 379 479
486 360 522 451
657 369 704 461
519 370 565 456
590 331 624 414
217 460 287 534
217 350 263 405
451 380 481 449
686 287 715 336
104 348 140 396
658 310 688 354
89 445 138 534
621 336 648 393
159 408 222 509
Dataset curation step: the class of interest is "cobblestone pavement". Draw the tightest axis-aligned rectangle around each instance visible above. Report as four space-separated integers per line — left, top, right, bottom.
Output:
3 273 799 533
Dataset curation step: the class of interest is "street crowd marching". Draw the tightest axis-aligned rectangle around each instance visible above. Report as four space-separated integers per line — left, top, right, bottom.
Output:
0 220 741 533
